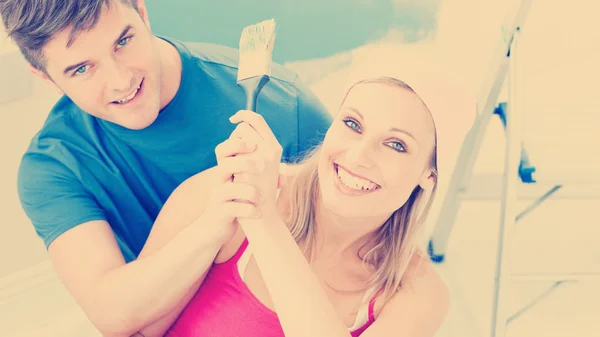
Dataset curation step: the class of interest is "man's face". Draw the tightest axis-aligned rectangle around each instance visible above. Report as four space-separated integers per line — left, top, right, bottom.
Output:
39 1 162 130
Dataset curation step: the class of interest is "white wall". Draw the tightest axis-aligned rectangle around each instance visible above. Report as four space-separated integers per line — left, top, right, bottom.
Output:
0 18 33 104
0 19 56 280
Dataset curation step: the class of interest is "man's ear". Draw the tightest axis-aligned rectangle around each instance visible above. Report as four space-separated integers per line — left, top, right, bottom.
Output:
28 64 63 95
136 0 151 30
418 170 437 191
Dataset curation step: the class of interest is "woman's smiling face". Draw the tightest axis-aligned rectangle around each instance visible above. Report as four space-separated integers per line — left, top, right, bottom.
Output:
317 80 437 221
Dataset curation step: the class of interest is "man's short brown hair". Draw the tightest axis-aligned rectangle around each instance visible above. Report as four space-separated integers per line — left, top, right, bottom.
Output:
1 0 139 72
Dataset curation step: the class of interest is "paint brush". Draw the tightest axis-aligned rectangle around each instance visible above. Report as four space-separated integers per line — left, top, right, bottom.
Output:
234 19 280 225
237 19 277 112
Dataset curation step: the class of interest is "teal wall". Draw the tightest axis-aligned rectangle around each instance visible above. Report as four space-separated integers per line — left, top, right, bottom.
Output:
145 0 440 63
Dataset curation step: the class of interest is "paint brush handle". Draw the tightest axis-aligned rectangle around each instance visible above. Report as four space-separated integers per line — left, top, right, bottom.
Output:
238 75 271 111
234 74 279 234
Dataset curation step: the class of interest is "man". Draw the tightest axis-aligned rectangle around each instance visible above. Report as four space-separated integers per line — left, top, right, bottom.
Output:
1 0 331 335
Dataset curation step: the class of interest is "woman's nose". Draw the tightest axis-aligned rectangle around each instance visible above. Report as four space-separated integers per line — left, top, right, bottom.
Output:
344 140 375 168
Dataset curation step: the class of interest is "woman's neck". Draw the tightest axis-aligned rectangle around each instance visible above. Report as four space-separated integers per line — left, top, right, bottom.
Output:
312 199 390 261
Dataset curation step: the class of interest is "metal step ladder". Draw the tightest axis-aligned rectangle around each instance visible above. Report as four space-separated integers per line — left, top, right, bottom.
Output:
426 0 600 336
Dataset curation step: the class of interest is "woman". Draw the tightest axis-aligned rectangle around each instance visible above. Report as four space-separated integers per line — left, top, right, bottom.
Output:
142 57 475 337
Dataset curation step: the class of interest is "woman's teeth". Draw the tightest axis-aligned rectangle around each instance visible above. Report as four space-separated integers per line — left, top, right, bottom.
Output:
336 165 378 191
115 84 141 104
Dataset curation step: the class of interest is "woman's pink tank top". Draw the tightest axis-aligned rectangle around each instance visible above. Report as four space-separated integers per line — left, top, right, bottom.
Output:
165 238 377 337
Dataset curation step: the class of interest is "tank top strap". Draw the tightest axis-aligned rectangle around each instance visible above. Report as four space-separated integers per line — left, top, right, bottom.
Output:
367 295 376 322
218 237 249 266
367 288 383 322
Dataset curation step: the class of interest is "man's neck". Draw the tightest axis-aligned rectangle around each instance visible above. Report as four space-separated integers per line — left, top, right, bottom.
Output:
154 36 183 111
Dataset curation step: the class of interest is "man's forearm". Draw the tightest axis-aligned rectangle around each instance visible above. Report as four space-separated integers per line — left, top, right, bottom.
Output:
89 221 222 336
134 284 200 337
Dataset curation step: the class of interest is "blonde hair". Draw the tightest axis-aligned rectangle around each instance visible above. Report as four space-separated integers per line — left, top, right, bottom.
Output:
284 77 439 308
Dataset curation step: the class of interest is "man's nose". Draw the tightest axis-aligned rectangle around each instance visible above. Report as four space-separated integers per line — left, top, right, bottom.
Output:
105 60 134 93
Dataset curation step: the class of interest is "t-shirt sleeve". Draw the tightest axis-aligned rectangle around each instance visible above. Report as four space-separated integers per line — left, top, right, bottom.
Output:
17 151 107 250
293 76 333 161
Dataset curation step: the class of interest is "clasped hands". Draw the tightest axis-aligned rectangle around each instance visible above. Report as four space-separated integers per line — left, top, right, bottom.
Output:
213 110 284 224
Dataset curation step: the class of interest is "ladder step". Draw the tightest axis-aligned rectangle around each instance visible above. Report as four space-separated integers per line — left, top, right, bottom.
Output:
508 272 600 282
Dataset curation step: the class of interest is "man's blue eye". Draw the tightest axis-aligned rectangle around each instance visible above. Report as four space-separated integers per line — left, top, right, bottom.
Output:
74 65 88 75
118 37 130 47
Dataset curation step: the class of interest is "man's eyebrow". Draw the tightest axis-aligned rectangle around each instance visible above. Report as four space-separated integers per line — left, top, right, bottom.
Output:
62 25 133 75
63 61 82 74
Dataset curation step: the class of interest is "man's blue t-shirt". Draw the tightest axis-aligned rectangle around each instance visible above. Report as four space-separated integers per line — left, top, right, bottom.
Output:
17 38 332 262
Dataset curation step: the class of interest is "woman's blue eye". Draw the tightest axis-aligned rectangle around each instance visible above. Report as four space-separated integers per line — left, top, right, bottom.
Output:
387 141 406 153
343 119 361 132
342 118 406 153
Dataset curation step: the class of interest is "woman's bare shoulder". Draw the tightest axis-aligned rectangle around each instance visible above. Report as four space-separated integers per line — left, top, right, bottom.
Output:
406 253 448 298
369 253 449 336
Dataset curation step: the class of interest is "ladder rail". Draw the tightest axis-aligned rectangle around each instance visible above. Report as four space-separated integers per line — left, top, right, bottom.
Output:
490 19 526 337
428 0 535 261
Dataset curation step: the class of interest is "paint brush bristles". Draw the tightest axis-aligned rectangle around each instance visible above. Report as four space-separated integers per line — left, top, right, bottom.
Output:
237 19 277 82
237 19 278 111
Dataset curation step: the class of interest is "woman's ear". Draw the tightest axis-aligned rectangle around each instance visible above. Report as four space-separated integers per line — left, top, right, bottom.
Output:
418 169 436 191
